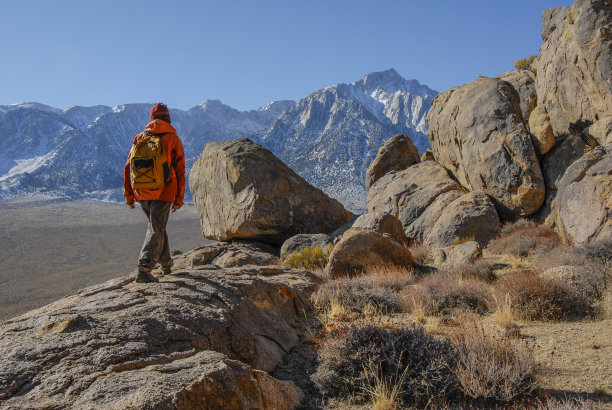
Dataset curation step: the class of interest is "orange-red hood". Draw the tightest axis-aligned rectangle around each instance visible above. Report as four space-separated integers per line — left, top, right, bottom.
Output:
145 119 177 135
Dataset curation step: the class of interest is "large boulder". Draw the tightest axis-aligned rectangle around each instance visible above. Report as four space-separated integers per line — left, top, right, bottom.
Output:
424 192 501 247
0 245 320 408
589 116 612 146
351 211 409 244
497 70 537 121
365 134 420 190
324 228 412 277
189 139 355 245
366 161 465 242
428 77 545 218
536 1 612 137
547 145 612 244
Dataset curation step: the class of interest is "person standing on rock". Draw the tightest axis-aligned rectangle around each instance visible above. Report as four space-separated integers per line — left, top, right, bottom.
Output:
123 103 185 283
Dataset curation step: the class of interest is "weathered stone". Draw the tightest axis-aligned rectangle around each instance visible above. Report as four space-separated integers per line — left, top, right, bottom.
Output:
497 70 537 121
0 245 320 408
421 148 434 161
189 139 354 245
541 265 606 301
547 145 612 244
589 116 612 146
366 161 465 242
351 211 409 244
425 192 501 248
534 135 586 220
537 1 612 137
324 228 412 277
428 77 545 218
433 241 483 266
280 233 331 260
529 104 556 155
365 134 420 190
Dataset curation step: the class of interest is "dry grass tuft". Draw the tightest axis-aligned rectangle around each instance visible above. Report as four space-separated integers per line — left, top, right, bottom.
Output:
447 317 537 402
514 55 537 73
407 242 434 266
493 292 514 328
312 266 415 315
402 272 491 316
281 243 333 270
311 325 458 406
494 269 590 321
444 259 498 283
487 219 560 259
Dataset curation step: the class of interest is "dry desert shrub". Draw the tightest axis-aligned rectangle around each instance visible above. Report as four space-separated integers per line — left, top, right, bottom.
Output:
514 55 537 74
311 266 415 314
402 272 492 316
537 240 612 275
407 241 434 266
487 219 560 258
444 259 498 283
311 325 458 406
493 269 591 321
282 243 333 270
446 318 537 402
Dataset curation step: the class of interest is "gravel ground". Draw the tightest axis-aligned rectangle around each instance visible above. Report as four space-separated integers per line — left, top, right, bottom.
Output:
0 199 210 321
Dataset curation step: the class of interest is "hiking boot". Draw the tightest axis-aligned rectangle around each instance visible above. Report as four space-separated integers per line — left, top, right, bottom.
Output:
161 265 172 275
135 265 158 283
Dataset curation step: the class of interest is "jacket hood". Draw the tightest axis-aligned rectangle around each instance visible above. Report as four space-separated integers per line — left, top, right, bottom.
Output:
145 119 177 134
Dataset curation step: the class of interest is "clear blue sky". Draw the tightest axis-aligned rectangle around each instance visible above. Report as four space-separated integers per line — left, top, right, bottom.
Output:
1 0 572 111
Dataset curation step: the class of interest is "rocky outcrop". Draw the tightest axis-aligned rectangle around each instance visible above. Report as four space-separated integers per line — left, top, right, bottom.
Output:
547 145 612 244
590 116 612 146
351 212 409 244
189 139 355 245
536 1 612 137
365 134 420 190
280 234 331 260
324 228 412 277
0 243 319 408
366 161 465 242
424 192 501 247
497 70 537 121
535 135 586 220
529 104 556 155
428 77 545 218
433 241 482 266
421 149 434 162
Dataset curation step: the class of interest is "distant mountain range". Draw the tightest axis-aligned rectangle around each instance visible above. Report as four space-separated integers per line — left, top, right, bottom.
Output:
0 69 437 212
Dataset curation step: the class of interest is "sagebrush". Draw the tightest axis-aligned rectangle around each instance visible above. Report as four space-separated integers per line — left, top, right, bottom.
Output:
282 243 333 269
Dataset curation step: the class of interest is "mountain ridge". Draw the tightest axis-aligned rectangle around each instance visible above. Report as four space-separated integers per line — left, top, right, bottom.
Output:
0 69 437 212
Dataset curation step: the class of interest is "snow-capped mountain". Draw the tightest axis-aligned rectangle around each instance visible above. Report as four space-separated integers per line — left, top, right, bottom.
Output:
258 69 436 211
0 70 436 212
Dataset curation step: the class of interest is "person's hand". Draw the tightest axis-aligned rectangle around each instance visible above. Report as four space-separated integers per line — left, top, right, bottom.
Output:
172 202 181 212
127 203 135 209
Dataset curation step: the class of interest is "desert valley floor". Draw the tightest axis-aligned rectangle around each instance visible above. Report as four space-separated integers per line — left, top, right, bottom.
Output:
0 199 208 320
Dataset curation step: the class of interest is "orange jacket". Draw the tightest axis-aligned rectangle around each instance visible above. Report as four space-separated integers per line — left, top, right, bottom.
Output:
123 119 185 206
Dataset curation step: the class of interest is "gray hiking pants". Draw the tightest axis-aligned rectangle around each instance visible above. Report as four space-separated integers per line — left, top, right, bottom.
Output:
138 200 172 268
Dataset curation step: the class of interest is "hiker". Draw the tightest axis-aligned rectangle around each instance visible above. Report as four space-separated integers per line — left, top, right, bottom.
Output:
123 103 185 283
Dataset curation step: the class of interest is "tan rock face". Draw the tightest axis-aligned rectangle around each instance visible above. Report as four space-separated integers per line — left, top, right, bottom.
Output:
433 241 482 266
547 145 612 244
529 104 556 155
351 211 409 244
324 228 412 277
0 244 319 408
497 69 537 121
189 139 355 245
536 1 612 137
589 116 612 146
366 161 465 242
365 134 420 190
424 192 501 248
428 77 545 218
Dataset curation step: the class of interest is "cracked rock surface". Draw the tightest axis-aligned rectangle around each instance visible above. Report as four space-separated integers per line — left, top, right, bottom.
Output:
0 242 319 409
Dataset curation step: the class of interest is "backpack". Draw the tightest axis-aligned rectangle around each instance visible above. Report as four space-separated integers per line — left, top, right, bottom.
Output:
129 131 170 190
